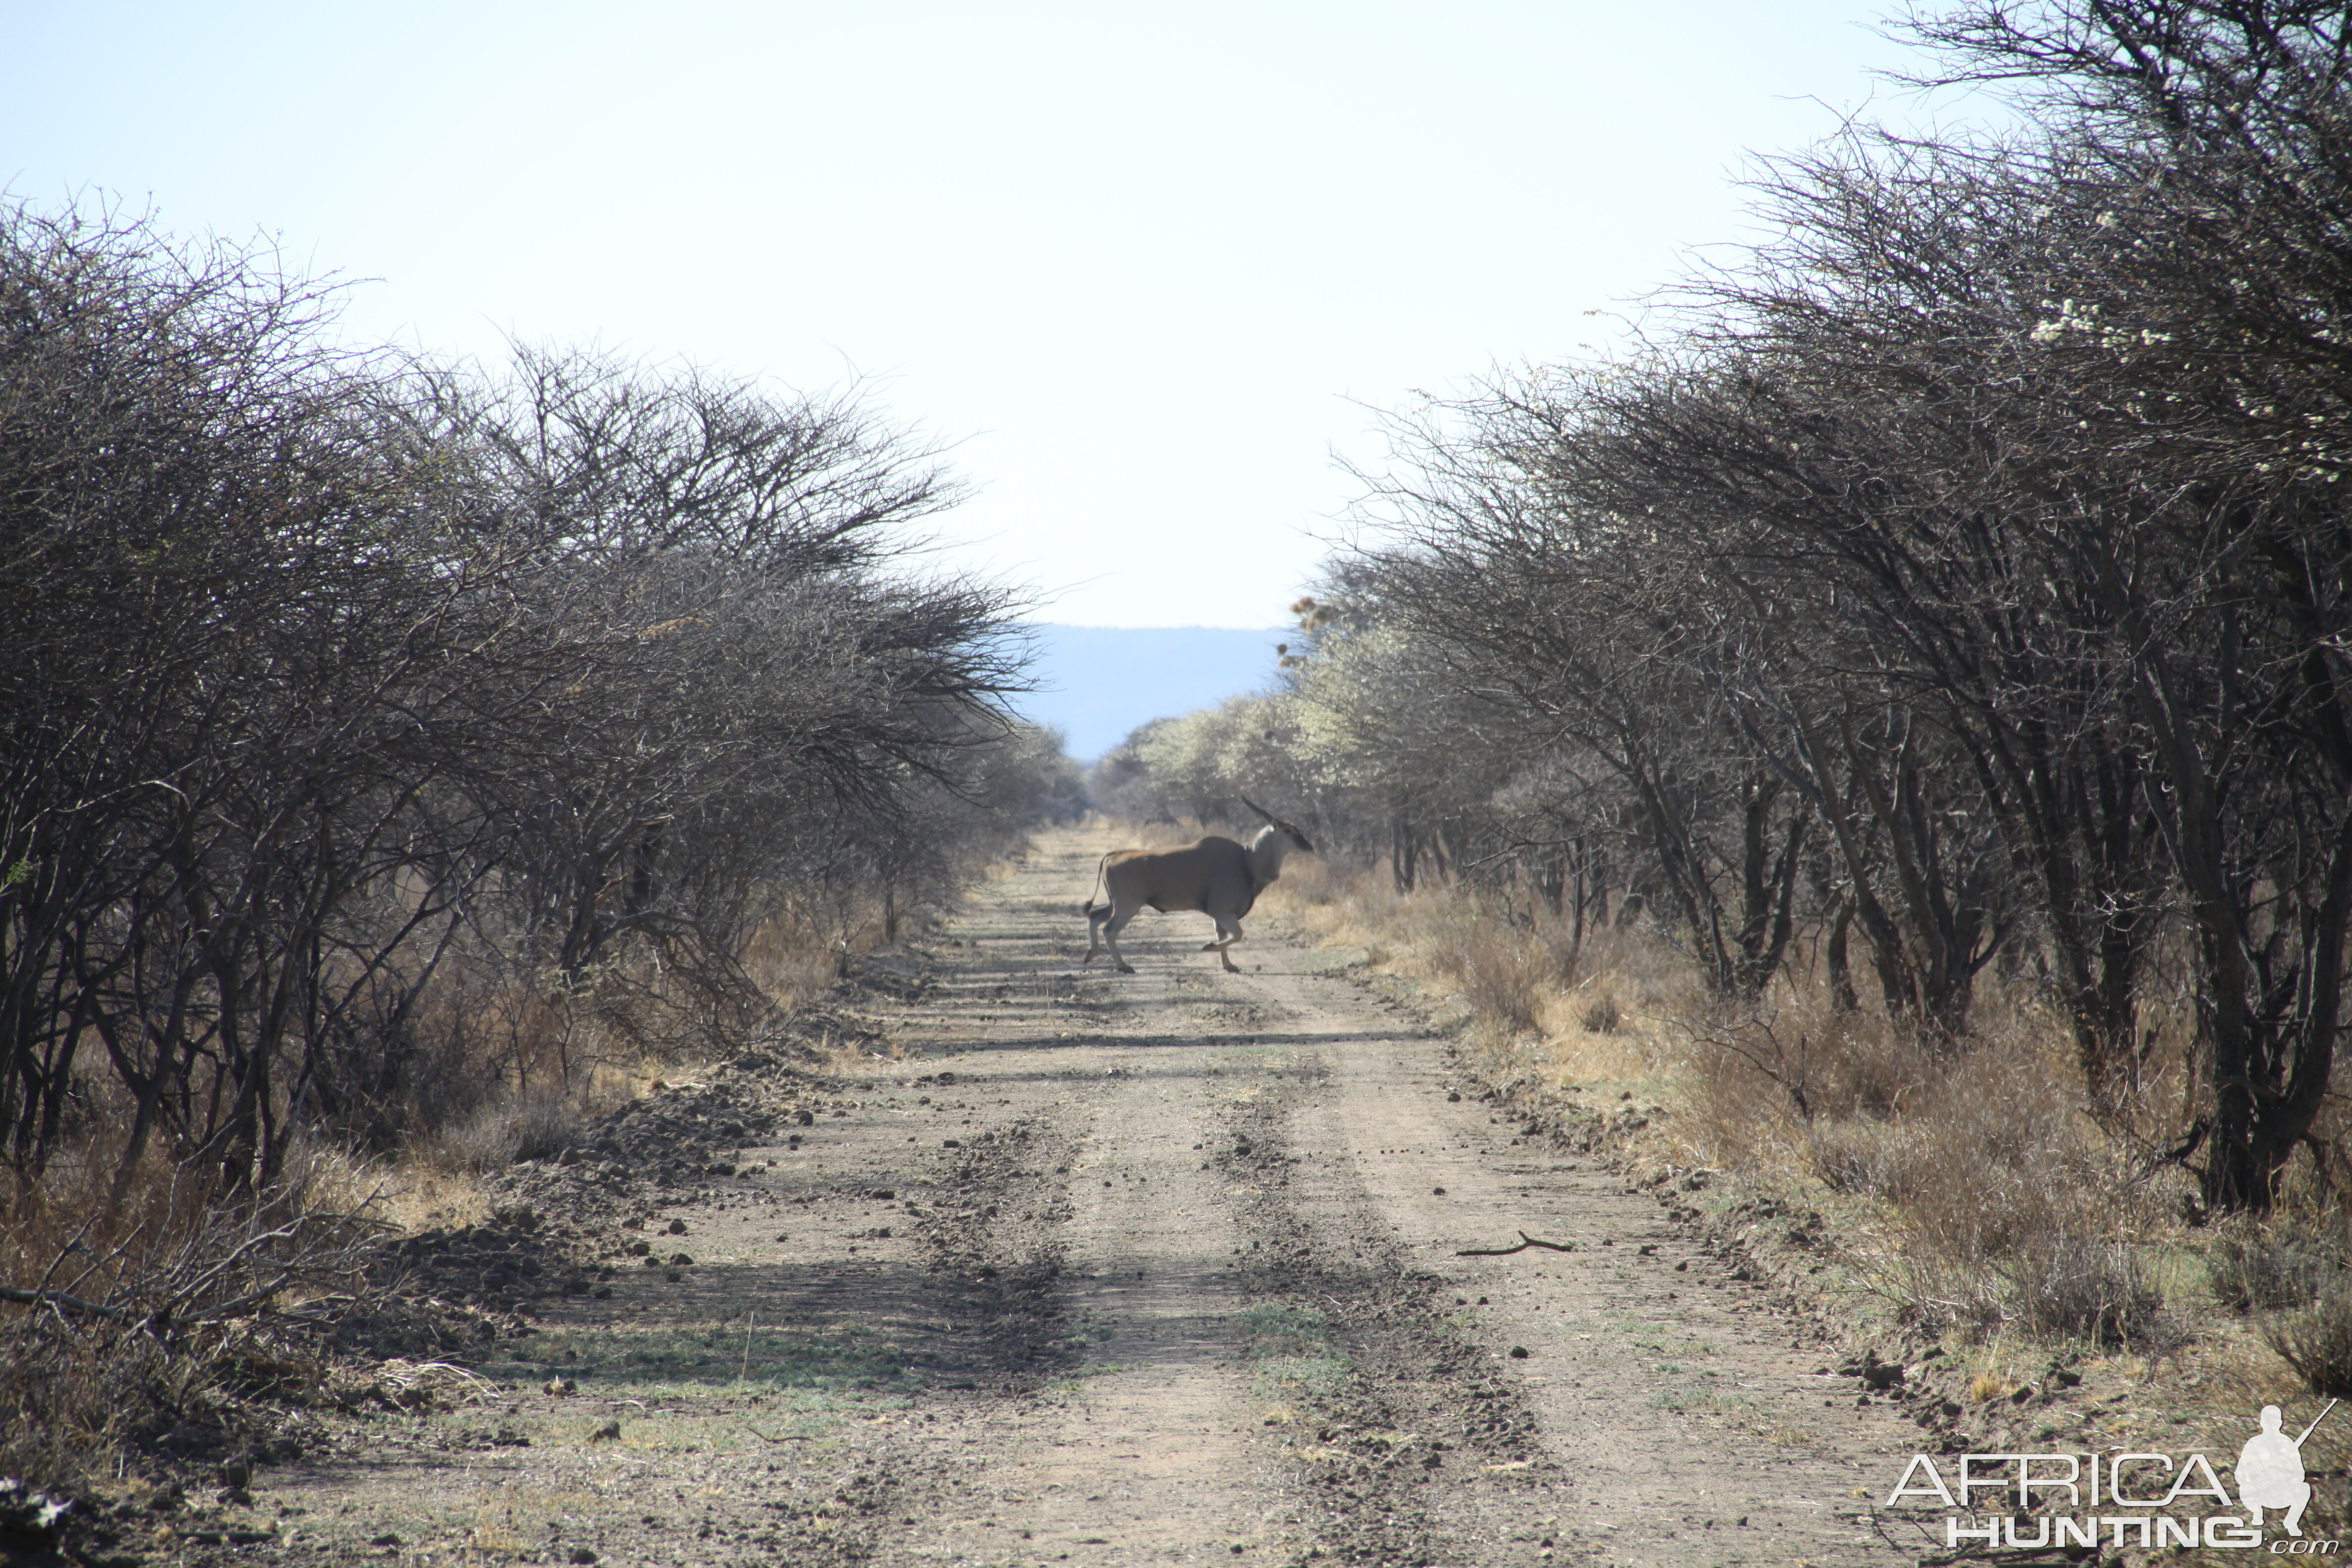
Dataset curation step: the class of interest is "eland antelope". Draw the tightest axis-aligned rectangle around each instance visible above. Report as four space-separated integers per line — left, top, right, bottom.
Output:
1082 799 1315 974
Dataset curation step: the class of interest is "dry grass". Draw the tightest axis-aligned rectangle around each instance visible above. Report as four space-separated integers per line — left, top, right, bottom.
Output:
364 1164 494 1234
741 892 883 1012
388 877 919 1182
1694 1007 2209 1350
1707 1015 2188 1352
422 1090 588 1175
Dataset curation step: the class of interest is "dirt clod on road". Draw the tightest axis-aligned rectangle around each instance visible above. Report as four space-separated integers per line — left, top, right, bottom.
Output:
246 827 1924 1567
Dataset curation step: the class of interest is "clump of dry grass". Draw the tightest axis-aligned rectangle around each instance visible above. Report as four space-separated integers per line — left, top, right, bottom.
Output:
1618 953 2198 1349
389 876 903 1180
741 893 875 1012
1685 1003 1923 1135
387 870 910 1165
1766 1022 2177 1347
1441 921 1555 1038
424 1090 585 1174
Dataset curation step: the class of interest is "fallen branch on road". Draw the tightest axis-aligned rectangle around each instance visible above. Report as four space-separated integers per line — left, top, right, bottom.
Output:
1456 1232 1575 1256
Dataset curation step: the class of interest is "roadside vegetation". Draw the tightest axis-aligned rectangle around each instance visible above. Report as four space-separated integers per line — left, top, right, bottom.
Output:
1098 0 2352 1464
0 198 1079 1490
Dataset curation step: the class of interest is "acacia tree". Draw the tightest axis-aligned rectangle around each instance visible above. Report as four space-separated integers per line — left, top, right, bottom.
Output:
1532 324 2126 1056
459 347 1026 991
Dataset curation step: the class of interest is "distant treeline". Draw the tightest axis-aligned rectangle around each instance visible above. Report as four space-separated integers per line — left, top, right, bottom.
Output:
1096 0 2352 1214
0 202 1079 1198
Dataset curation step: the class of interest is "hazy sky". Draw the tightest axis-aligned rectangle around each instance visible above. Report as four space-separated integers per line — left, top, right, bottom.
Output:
4 2 1982 628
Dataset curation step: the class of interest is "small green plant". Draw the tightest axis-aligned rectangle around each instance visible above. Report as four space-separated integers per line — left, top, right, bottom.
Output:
1237 1301 1338 1357
1251 1356 1352 1399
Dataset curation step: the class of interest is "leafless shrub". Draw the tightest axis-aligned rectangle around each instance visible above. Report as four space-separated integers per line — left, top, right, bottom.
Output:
2001 1230 2166 1348
1268 852 1342 909
1875 1214 2168 1349
2267 1285 2352 1398
1809 1119 1904 1195
1881 1086 2101 1254
1886 1267 2006 1342
1689 1004 1925 1127
0 1155 386 1487
1784 1024 2180 1346
2210 1220 2349 1314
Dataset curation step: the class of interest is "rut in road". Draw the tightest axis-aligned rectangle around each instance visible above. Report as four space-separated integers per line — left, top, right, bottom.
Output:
275 826 1929 1568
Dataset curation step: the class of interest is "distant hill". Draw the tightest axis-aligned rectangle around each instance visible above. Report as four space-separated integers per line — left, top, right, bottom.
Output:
1011 625 1286 762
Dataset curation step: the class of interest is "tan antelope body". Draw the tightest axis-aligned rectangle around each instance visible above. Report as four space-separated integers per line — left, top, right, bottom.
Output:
1082 800 1315 974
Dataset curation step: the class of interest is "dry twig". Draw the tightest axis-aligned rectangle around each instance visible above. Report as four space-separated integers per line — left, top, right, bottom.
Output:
1456 1231 1576 1257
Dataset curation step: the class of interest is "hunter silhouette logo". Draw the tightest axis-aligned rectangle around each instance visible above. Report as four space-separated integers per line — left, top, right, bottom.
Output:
2238 1400 2333 1537
1884 1398 2341 1552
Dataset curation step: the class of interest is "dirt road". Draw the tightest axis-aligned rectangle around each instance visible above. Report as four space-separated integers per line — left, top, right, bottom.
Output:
269 827 1930 1568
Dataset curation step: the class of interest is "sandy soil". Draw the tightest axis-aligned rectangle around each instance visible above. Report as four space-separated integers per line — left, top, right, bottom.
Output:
229 826 1941 1568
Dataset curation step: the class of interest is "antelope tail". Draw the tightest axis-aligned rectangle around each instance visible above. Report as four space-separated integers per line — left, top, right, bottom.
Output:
1081 851 1113 917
